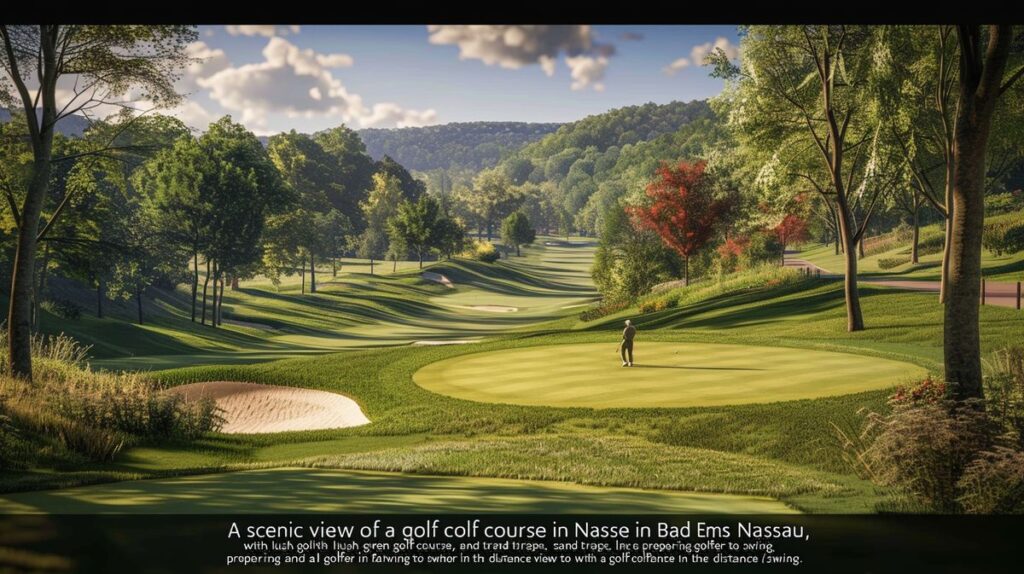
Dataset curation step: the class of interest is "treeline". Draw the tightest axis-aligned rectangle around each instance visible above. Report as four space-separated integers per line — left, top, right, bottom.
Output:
358 122 561 172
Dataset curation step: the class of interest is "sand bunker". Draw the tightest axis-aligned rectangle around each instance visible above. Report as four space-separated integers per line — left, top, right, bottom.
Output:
422 272 454 288
411 339 479 346
168 382 369 434
458 305 518 313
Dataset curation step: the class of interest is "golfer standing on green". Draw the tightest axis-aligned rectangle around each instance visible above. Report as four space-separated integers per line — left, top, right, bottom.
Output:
621 319 636 367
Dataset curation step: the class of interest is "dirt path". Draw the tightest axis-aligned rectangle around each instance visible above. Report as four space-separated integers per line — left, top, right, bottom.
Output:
785 255 1023 310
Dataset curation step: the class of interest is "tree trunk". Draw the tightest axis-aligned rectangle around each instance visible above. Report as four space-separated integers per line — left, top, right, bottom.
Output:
231 276 239 290
393 256 397 272
310 253 316 293
487 221 493 241
201 259 211 325
683 256 690 287
136 288 144 325
97 277 105 319
944 25 1012 401
418 249 423 269
369 257 374 275
516 244 521 256
216 274 225 326
209 262 219 329
300 261 305 294
191 251 199 322
332 257 337 277
857 236 866 259
911 205 921 264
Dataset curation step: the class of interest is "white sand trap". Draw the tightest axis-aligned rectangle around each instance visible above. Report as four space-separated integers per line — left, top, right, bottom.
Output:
411 339 480 346
422 272 454 288
168 382 369 434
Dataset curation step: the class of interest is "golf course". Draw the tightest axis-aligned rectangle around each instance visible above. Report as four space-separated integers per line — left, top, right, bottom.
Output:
2 23 1023 532
4 237 997 515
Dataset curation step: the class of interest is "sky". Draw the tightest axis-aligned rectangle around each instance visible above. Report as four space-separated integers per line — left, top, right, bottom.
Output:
175 25 740 135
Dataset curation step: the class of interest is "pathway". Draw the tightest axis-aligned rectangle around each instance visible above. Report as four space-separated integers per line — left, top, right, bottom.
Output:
784 254 1023 310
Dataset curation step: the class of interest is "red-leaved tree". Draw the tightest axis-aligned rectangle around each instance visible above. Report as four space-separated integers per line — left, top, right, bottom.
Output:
629 161 731 285
773 214 809 259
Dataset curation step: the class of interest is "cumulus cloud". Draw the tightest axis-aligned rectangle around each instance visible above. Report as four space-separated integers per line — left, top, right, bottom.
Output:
428 25 615 90
664 36 740 76
225 25 300 37
193 37 434 129
565 56 607 92
181 41 230 91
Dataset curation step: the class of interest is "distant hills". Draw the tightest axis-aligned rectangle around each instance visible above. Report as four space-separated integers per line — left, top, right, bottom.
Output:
0 108 91 137
357 122 561 172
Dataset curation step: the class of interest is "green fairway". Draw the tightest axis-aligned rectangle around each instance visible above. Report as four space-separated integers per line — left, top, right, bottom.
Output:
414 342 928 408
0 468 795 514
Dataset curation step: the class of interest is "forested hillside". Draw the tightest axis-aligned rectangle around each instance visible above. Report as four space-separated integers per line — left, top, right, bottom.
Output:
358 122 561 172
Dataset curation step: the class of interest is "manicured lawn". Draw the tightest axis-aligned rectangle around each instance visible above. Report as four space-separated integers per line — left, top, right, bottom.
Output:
413 342 927 408
0 468 795 514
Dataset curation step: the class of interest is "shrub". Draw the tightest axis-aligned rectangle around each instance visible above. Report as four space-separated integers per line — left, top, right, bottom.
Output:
878 256 910 270
916 232 946 257
579 300 629 322
461 240 500 263
844 374 1024 514
638 297 677 314
739 232 783 268
957 446 1024 513
985 347 1024 447
41 298 82 320
863 223 914 256
985 191 1024 215
982 220 1024 256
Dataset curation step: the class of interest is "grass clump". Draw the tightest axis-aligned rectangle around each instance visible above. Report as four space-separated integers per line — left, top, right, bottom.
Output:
0 333 221 464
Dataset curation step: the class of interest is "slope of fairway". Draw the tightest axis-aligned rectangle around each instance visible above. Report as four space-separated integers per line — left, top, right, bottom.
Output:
414 342 928 408
0 468 794 514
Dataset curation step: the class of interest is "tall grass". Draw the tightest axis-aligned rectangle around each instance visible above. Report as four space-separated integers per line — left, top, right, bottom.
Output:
0 332 221 463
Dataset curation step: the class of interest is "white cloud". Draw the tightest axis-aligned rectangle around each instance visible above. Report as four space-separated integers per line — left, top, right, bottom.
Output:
663 57 691 75
173 100 218 131
225 25 301 38
181 41 230 91
195 37 434 129
565 56 607 92
664 36 740 76
428 25 615 90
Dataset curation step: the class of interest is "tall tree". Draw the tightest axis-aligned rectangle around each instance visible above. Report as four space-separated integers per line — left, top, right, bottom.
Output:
714 25 878 331
388 195 445 269
358 172 403 275
629 161 730 286
500 212 536 257
313 125 376 228
945 25 1023 400
0 24 195 379
458 169 522 240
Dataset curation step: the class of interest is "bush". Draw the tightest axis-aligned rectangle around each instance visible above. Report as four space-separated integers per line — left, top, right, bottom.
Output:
863 223 914 257
844 374 1024 514
916 232 946 257
0 333 222 462
985 191 1024 215
579 300 629 322
638 297 677 314
461 240 500 263
41 298 81 320
878 256 911 270
739 232 783 268
982 220 1024 256
985 347 1024 447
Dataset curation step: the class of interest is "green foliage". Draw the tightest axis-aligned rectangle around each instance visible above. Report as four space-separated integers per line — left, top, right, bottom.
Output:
388 195 448 265
358 122 560 172
500 212 536 256
592 204 681 302
461 239 500 263
982 219 1024 256
455 169 522 237
738 232 783 268
878 256 911 270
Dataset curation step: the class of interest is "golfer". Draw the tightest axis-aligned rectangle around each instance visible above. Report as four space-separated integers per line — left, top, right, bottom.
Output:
620 319 637 367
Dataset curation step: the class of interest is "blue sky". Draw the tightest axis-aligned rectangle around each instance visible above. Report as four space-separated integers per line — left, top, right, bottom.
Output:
180 25 739 134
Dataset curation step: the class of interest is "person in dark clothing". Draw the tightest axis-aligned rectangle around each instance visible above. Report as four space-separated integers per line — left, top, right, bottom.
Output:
621 319 636 367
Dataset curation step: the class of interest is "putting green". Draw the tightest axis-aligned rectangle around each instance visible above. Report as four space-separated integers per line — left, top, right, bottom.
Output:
0 468 794 514
414 342 928 408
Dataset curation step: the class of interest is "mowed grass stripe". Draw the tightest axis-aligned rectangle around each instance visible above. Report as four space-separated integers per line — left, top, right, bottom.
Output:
414 342 928 408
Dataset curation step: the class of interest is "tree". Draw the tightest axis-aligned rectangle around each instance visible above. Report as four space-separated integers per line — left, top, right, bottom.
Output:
944 26 1023 400
374 155 425 203
774 213 810 261
313 125 376 228
714 25 880 332
593 203 682 301
435 217 466 260
629 161 730 286
358 172 403 275
0 24 195 379
136 136 211 321
108 210 182 325
500 212 536 256
388 195 444 269
458 169 522 240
